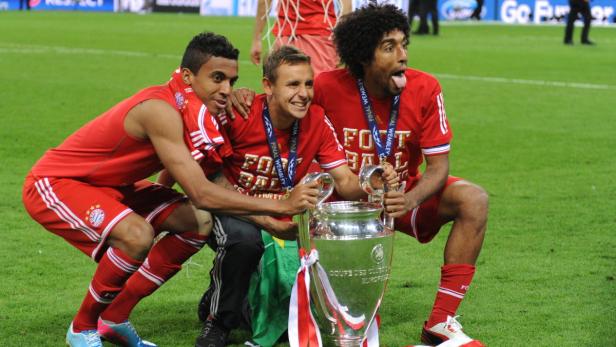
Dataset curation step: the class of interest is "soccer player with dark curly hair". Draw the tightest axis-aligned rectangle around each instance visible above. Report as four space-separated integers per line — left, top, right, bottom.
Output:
314 3 488 346
22 31 320 347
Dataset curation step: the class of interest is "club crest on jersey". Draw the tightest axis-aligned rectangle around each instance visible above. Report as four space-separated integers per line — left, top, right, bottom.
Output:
174 92 186 110
86 205 105 228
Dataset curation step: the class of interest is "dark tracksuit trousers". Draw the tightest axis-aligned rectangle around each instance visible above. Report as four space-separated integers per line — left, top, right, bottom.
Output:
200 215 264 330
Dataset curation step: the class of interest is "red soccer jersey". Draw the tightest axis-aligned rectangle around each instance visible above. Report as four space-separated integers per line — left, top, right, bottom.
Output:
313 68 452 184
274 0 337 37
31 70 224 187
215 94 346 199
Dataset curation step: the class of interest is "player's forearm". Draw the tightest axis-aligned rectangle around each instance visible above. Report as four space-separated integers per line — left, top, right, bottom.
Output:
192 183 287 215
405 158 448 208
253 0 269 41
211 173 280 226
335 175 366 201
205 172 287 216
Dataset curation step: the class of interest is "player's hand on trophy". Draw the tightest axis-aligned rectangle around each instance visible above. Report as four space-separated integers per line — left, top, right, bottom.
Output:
227 88 256 120
282 180 320 215
383 189 415 218
380 162 400 190
363 163 398 192
265 218 298 241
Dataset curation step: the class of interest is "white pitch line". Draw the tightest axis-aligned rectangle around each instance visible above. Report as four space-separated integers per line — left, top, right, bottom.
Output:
0 43 179 60
2 42 614 91
434 73 616 91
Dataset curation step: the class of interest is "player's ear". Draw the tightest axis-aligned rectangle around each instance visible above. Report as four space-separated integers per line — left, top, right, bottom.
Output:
262 77 273 96
181 67 194 85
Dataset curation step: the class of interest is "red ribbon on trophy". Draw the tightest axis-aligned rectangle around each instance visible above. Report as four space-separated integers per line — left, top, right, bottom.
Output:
289 248 381 347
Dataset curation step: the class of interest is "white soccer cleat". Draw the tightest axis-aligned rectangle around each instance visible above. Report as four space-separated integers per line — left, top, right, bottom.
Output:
421 315 485 347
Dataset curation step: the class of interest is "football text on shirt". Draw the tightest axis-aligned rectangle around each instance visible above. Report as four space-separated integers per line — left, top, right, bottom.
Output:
342 128 412 180
237 154 304 194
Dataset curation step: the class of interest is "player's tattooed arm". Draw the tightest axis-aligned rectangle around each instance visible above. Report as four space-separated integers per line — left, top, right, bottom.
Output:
210 172 298 240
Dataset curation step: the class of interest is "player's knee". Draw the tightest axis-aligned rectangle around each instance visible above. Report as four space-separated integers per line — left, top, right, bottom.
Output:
115 221 155 259
194 209 213 236
459 183 489 224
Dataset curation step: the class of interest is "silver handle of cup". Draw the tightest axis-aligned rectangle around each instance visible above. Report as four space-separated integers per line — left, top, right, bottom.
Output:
300 172 334 206
359 165 402 229
359 165 385 198
295 172 335 251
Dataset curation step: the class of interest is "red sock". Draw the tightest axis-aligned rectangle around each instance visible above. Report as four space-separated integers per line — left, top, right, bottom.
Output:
101 232 207 323
426 264 475 328
72 247 142 332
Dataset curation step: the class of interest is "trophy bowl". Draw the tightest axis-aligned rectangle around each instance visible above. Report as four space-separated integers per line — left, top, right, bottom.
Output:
300 201 395 347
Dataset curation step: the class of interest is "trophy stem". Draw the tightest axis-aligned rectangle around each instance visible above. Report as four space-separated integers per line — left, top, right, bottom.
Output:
295 210 311 251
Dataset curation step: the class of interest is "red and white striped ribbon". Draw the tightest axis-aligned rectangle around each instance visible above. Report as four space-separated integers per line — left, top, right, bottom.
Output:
289 249 381 347
289 248 322 347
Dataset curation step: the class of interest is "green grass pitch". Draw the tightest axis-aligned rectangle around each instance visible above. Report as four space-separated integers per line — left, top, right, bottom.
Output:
1 11 615 346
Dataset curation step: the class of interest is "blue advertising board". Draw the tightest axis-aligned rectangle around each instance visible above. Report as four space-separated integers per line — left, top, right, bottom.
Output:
1 0 114 11
437 0 615 24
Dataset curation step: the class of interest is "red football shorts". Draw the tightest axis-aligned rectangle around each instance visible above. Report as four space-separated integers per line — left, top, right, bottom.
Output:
275 34 339 76
394 175 462 243
23 174 185 261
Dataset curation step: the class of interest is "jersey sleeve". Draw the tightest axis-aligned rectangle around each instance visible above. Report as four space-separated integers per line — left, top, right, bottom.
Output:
419 83 453 156
184 104 227 162
317 115 347 170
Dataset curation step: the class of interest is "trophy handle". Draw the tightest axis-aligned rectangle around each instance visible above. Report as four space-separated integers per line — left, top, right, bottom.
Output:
359 165 385 196
360 165 399 228
300 172 334 206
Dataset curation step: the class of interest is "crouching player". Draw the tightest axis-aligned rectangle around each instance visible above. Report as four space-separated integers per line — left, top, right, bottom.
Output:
22 32 319 347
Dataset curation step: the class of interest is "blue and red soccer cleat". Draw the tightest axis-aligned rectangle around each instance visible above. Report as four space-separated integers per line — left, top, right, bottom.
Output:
97 318 157 347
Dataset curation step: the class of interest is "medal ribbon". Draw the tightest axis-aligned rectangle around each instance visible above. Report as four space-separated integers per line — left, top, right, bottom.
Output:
356 79 400 161
262 102 300 190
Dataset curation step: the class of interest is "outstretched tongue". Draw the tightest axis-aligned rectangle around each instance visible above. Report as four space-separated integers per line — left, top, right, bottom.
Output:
391 73 407 89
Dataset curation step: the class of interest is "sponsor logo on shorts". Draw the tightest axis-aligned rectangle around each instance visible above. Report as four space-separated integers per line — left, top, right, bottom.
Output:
86 205 106 228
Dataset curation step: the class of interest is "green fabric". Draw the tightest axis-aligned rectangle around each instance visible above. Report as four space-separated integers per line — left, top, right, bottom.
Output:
248 231 300 347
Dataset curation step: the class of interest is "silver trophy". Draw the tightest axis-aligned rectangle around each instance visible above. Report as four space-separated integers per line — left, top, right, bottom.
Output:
295 168 395 347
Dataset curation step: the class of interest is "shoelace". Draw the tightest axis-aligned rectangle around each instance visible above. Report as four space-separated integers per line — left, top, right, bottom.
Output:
199 321 214 338
445 315 464 333
199 321 226 341
84 330 102 346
